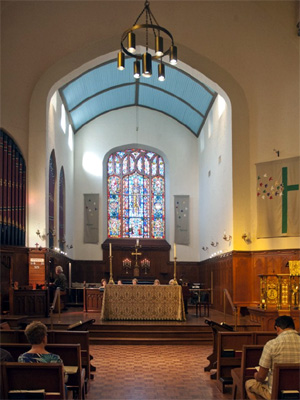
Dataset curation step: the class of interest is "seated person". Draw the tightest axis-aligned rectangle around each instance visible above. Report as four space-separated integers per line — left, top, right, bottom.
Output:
245 315 300 400
169 279 174 285
18 321 64 365
0 348 14 362
117 280 123 285
49 265 67 302
153 279 160 286
99 278 107 291
132 278 138 285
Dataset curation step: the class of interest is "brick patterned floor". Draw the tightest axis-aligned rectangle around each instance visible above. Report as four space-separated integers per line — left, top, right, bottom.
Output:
87 345 232 400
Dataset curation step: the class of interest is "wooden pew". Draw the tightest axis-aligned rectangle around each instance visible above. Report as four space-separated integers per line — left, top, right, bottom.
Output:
204 319 234 376
215 331 277 394
48 330 91 392
216 332 253 393
231 345 264 399
0 343 85 400
0 329 91 390
253 331 277 345
1 362 66 399
271 363 300 400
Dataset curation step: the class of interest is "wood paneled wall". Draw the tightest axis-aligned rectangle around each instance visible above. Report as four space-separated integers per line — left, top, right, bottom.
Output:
1 245 299 316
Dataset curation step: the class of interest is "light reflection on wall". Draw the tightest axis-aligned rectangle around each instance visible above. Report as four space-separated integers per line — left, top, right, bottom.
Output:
82 152 102 176
68 125 73 151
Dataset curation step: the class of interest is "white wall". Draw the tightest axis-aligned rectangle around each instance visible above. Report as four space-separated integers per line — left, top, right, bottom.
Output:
32 92 75 257
199 94 233 260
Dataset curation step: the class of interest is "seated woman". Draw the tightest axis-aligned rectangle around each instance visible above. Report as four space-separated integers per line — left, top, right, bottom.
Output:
153 279 160 286
132 278 138 285
18 321 64 365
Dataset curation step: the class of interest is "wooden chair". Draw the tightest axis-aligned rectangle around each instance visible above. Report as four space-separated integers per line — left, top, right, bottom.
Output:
271 363 300 400
196 291 210 317
1 362 66 399
231 345 264 399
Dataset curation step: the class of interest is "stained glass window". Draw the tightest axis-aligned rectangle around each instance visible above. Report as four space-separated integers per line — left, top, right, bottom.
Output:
107 149 165 239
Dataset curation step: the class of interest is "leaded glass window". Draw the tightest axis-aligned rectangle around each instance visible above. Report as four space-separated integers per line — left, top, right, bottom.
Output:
108 149 165 239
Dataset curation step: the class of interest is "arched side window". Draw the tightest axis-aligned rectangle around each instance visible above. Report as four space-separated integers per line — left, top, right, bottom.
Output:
49 150 57 249
0 129 26 246
107 148 165 239
59 167 65 251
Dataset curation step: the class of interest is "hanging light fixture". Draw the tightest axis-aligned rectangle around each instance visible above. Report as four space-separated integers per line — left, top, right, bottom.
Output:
117 0 177 81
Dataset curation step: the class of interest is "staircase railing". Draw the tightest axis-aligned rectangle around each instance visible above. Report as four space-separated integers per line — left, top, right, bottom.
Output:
223 288 238 331
49 287 61 329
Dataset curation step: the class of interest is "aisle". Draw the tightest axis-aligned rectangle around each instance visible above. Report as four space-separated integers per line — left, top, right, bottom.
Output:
87 344 232 400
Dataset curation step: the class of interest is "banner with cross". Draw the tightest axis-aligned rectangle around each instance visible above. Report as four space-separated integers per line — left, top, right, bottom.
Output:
256 157 299 238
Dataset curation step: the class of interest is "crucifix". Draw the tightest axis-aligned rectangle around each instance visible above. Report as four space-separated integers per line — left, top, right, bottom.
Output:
131 240 142 277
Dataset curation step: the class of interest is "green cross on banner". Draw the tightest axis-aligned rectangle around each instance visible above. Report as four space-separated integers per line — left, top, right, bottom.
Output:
256 157 299 238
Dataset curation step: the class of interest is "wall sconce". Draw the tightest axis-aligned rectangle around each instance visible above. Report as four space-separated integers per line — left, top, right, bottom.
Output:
36 229 46 241
202 246 208 251
242 233 251 243
211 241 219 247
223 233 232 241
47 228 56 237
273 149 280 157
66 244 73 249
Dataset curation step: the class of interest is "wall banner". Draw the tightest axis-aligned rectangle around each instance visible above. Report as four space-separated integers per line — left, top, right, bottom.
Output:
256 157 299 238
84 194 99 244
174 195 190 245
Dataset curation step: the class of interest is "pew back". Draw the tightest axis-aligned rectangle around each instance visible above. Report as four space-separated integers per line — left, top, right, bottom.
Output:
0 329 90 380
271 363 300 400
231 345 264 399
0 343 85 400
1 362 66 399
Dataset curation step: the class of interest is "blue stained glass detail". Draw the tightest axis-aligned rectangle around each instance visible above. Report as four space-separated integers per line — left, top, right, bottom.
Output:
144 158 150 175
159 157 164 176
129 156 135 172
123 156 128 174
152 157 157 175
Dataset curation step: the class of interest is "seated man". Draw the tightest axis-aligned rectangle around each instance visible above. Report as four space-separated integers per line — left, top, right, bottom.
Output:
245 315 300 400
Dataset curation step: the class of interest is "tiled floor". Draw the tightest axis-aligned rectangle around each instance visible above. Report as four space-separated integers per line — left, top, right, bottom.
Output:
87 344 232 400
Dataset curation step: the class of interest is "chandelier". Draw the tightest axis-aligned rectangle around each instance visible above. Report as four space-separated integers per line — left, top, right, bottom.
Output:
117 0 177 81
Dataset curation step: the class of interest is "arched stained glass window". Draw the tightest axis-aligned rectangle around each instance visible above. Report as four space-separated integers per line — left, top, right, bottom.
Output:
49 150 57 249
59 167 65 252
107 149 165 239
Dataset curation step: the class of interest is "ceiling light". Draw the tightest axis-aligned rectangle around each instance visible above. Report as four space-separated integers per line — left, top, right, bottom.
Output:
117 0 178 81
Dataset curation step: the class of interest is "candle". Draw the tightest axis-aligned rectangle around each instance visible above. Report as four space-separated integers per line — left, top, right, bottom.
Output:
109 243 112 257
136 239 139 247
174 243 176 258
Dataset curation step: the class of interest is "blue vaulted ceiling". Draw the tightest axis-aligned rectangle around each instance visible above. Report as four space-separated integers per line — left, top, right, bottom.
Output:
59 58 217 137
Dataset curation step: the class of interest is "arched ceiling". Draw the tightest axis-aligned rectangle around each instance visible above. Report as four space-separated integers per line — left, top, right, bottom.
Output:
59 57 217 137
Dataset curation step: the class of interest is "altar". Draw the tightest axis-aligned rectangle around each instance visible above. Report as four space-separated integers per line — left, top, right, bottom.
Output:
101 285 186 321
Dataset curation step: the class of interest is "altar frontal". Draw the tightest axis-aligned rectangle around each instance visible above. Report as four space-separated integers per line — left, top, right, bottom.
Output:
101 285 186 321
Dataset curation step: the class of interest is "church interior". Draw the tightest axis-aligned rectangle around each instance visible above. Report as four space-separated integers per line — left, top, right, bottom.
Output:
1 1 300 399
